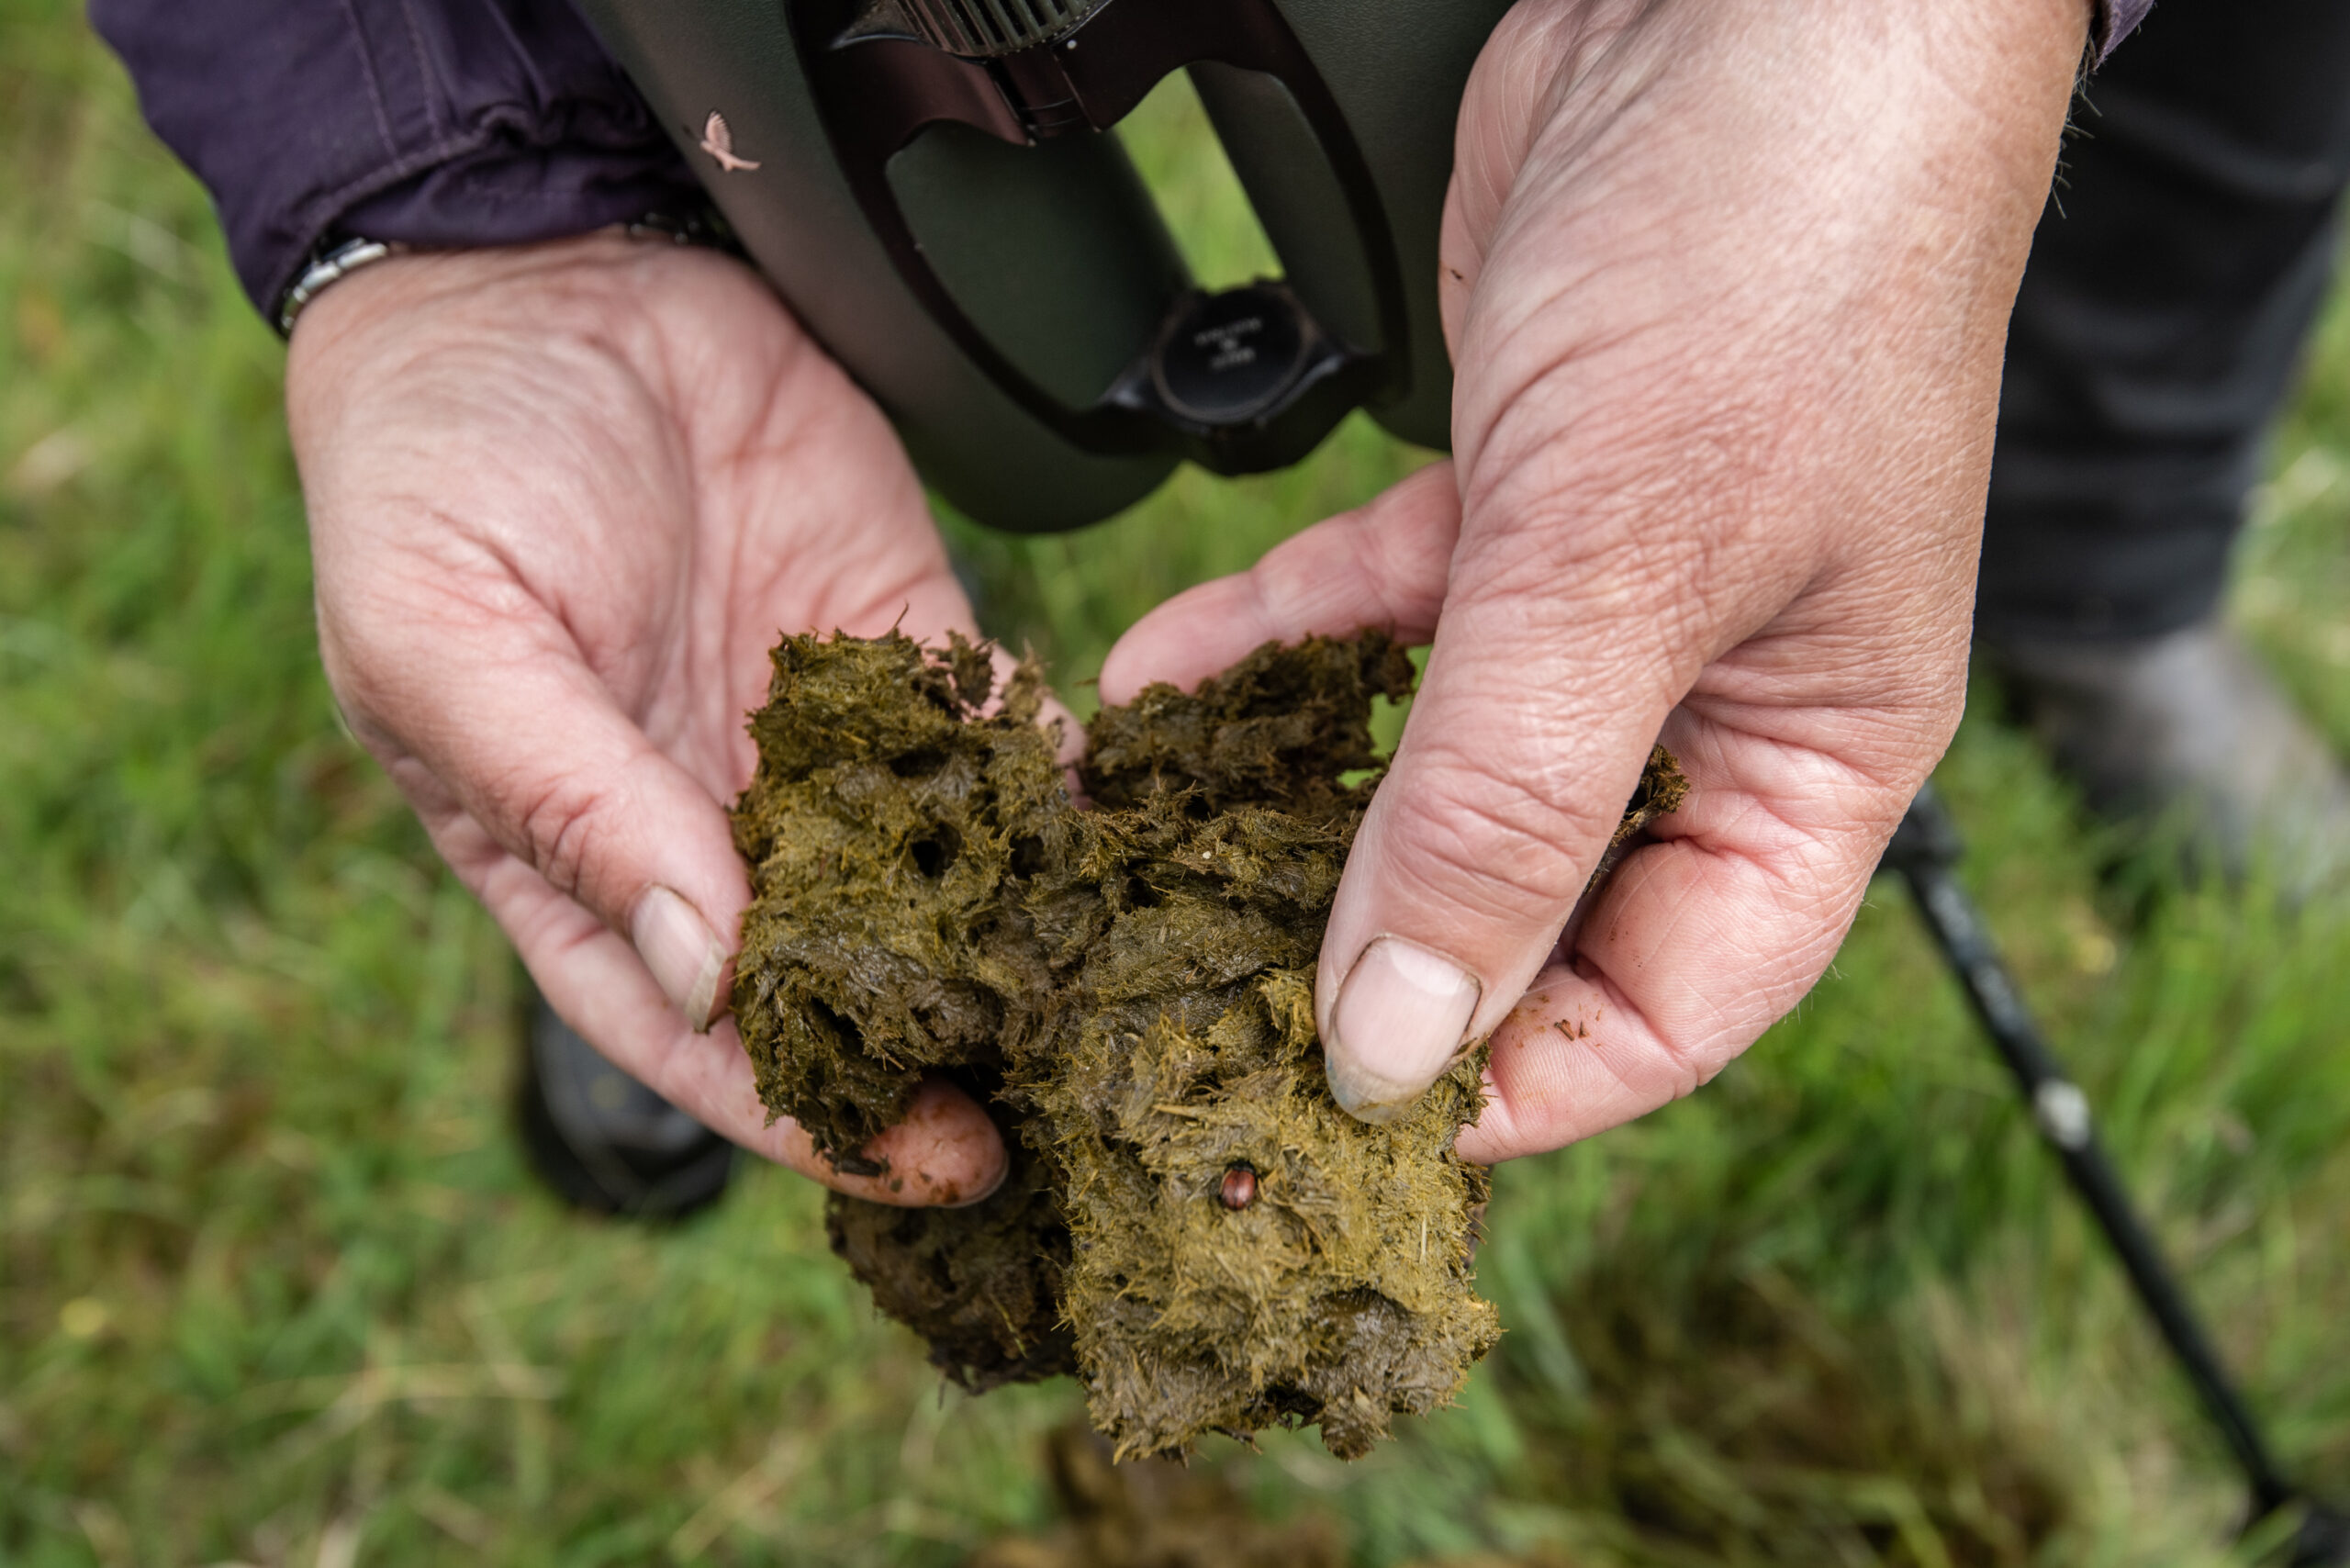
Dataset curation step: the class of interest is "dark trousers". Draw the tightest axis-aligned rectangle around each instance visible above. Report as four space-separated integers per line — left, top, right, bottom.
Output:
1977 0 2350 645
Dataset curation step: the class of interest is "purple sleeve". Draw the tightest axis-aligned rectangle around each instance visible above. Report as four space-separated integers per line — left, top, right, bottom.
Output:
89 0 701 322
2097 0 2157 62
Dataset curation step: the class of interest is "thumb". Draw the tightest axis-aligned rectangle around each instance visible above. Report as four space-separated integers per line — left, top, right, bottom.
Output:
1314 555 1680 1124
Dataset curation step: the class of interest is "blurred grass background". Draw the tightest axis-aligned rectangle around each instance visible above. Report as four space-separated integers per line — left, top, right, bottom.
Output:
4 0 2347 1562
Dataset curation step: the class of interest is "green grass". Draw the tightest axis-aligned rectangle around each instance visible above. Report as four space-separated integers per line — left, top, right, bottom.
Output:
4 5 2347 1563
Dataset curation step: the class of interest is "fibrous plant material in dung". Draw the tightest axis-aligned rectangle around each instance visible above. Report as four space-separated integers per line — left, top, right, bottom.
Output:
730 631 1684 1460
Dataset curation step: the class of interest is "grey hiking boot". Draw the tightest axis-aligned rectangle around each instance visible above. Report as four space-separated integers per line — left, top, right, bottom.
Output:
1985 619 2350 899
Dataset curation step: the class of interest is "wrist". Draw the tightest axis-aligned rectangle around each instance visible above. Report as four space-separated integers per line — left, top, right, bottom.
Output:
277 238 408 337
276 207 740 342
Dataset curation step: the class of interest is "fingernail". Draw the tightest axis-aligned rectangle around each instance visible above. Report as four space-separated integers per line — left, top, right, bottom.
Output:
632 886 729 1030
1325 936 1483 1124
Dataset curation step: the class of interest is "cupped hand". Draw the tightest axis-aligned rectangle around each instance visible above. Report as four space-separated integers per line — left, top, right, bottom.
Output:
287 233 1007 1205
1101 0 2086 1158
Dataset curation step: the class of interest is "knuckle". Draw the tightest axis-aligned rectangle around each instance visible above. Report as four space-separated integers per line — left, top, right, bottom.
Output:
1380 751 1617 922
509 769 616 907
1249 532 1344 624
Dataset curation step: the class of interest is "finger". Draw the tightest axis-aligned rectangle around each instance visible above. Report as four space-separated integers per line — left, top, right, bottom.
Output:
1308 498 1730 1123
1096 463 1460 705
332 604 755 1029
457 805 1010 1205
1455 710 1908 1164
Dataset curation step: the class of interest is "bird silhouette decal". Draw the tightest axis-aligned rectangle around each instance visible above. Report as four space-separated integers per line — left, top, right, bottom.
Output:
698 111 761 173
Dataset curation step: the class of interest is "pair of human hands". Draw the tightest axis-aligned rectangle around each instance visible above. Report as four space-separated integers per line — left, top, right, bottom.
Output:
286 0 2084 1209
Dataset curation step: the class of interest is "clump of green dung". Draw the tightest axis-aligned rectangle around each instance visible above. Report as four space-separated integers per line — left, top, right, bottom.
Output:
731 630 1682 1460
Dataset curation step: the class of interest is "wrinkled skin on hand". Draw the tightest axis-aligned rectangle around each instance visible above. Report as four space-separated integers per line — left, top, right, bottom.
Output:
1102 0 2087 1156
731 633 1643 1458
284 235 1014 1204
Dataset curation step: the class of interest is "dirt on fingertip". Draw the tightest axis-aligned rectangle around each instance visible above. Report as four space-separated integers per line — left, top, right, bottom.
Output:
730 629 1684 1461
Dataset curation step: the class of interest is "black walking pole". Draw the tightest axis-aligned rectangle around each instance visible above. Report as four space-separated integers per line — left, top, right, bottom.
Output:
1883 782 2349 1565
